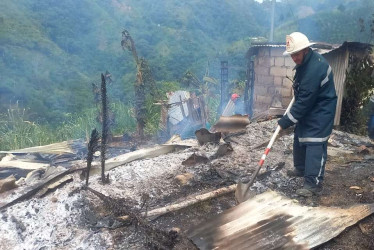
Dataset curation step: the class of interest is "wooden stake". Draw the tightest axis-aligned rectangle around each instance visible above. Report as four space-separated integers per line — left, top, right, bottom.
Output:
118 184 237 221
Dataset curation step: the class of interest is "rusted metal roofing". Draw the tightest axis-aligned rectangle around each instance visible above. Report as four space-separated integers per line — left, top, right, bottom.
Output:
187 191 374 250
247 41 372 57
247 42 342 57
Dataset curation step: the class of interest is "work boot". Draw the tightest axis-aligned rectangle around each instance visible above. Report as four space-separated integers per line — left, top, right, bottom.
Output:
287 169 304 177
296 185 322 197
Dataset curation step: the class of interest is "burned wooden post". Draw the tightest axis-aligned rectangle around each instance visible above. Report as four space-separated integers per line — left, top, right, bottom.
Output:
179 96 187 118
219 61 229 115
198 97 207 128
92 72 114 142
100 73 109 183
85 129 99 186
245 59 255 117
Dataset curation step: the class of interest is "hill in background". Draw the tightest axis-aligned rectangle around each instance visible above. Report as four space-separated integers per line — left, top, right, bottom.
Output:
0 0 372 124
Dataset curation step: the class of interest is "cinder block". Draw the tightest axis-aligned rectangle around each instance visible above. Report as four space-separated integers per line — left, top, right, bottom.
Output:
283 77 293 88
258 48 270 57
270 66 287 77
285 57 296 67
281 97 293 107
274 57 285 66
255 66 270 75
256 75 274 85
286 68 295 78
254 85 268 95
270 48 284 57
281 87 292 97
267 88 276 95
274 87 282 95
253 104 269 113
255 95 272 104
274 76 283 86
258 56 272 67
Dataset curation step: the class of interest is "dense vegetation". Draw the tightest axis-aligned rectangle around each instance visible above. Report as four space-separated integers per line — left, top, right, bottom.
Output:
340 53 374 135
0 0 373 149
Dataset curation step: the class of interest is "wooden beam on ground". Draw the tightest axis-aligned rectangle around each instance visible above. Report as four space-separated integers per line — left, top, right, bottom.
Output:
118 184 237 221
0 139 85 155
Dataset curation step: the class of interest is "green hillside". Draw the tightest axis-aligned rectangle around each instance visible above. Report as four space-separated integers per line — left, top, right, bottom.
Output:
0 0 373 125
273 0 374 43
0 0 270 123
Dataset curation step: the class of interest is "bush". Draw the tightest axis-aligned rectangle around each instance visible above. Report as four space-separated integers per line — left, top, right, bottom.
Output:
0 102 138 151
340 53 374 135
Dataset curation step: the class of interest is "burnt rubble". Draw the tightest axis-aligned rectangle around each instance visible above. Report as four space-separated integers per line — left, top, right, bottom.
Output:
0 119 373 249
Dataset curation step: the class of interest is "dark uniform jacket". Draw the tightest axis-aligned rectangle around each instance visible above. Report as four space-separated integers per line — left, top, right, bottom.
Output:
278 48 337 144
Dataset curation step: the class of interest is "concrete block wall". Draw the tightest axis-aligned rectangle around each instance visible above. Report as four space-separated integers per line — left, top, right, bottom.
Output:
253 47 295 114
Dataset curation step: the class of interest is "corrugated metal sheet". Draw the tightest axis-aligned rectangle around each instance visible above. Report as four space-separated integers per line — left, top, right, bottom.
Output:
323 47 349 125
222 99 236 116
247 42 341 57
323 42 372 125
187 191 374 250
248 41 371 56
168 91 190 125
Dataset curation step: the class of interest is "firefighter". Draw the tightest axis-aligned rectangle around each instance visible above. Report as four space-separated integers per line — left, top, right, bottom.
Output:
278 32 337 197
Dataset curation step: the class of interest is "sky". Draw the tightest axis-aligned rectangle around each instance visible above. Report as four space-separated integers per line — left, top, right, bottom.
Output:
255 0 282 2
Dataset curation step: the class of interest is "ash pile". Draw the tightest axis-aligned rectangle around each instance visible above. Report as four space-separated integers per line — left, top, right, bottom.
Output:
0 118 373 249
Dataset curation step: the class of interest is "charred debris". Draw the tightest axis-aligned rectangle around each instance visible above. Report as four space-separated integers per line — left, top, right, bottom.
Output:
1 109 373 249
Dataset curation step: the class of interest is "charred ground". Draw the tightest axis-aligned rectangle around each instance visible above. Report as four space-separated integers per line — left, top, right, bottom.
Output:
0 120 373 249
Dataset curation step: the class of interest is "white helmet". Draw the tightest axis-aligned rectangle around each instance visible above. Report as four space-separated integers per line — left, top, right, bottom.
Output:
283 32 315 56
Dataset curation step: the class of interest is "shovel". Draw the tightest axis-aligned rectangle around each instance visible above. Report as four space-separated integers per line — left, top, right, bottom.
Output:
235 97 295 203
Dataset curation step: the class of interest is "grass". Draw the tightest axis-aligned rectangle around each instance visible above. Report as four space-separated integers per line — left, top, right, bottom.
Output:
0 102 137 151
0 94 221 151
0 109 60 151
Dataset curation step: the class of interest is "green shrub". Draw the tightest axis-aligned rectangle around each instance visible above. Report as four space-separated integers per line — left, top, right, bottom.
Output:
0 102 138 151
0 107 58 150
340 52 374 135
110 102 137 135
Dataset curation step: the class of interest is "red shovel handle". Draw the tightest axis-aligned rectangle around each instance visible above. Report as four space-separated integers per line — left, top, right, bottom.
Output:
246 97 295 188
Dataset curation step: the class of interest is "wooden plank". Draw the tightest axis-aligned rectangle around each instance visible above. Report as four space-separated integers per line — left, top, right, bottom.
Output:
0 139 85 155
0 160 50 170
118 184 237 221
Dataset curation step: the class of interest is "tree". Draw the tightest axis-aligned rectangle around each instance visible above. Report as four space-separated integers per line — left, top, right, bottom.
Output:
340 52 374 135
121 30 147 138
121 29 158 138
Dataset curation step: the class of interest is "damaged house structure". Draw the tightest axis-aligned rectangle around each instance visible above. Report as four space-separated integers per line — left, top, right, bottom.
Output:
158 90 209 140
245 41 373 125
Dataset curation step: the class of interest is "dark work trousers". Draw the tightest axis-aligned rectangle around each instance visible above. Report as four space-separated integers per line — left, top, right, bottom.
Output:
293 134 327 187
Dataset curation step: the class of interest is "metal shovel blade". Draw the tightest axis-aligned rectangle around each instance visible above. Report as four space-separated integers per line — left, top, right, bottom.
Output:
235 163 262 203
235 181 254 203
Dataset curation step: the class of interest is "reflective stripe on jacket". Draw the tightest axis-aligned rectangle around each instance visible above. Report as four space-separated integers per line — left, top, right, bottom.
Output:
278 49 337 144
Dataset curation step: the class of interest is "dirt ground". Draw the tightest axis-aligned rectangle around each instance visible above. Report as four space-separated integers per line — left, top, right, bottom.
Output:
0 119 373 249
